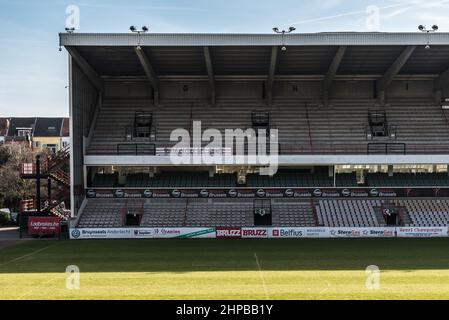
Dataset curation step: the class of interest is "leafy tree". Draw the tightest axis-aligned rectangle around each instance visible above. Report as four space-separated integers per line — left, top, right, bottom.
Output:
0 144 48 211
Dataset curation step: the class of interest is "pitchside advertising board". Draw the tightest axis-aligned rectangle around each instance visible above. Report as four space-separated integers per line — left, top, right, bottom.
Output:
28 217 61 235
70 228 216 239
70 226 449 239
85 187 449 199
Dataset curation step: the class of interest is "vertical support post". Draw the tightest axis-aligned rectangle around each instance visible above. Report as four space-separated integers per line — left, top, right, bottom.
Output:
388 165 394 177
47 177 52 203
36 155 41 214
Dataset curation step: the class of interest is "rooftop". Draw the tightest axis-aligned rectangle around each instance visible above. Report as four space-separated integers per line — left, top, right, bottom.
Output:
60 32 449 79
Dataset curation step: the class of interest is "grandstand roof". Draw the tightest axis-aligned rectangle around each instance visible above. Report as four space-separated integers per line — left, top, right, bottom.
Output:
60 32 449 79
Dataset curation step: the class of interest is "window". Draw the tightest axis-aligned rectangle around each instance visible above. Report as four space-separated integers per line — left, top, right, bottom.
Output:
44 144 57 153
18 129 31 137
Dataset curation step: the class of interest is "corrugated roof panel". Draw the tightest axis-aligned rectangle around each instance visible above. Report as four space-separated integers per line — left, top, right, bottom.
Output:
77 46 144 76
60 32 449 47
338 46 405 75
143 47 207 76
277 46 338 75
401 46 449 74
210 46 272 75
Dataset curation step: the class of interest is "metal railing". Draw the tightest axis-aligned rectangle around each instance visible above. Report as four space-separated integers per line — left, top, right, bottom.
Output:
85 142 449 156
117 143 156 156
367 143 406 155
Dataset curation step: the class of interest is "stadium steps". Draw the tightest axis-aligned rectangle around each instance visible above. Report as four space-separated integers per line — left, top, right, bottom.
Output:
373 206 388 226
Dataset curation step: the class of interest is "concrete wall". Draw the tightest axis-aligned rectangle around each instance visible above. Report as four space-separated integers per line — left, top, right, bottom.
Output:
71 59 100 216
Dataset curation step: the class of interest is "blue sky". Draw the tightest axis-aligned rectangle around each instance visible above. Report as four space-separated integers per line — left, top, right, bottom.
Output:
0 0 448 117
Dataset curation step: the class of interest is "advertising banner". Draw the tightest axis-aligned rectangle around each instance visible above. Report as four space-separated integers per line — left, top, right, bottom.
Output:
216 227 242 239
327 227 396 238
69 227 449 240
270 227 330 238
241 228 269 238
85 188 449 199
28 217 61 235
70 228 216 239
396 227 449 238
150 228 216 239
70 228 135 239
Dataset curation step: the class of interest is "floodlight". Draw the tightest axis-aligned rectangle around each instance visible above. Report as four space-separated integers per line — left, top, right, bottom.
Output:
418 25 425 31
142 26 149 32
130 26 137 32
432 25 439 31
273 26 296 51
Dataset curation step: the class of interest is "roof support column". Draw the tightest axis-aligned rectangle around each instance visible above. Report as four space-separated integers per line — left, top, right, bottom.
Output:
203 47 216 106
377 45 416 105
267 46 278 107
65 47 104 93
135 47 160 106
323 46 346 107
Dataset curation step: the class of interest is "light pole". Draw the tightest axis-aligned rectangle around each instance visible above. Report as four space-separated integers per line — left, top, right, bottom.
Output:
130 26 150 50
418 25 438 49
273 26 296 51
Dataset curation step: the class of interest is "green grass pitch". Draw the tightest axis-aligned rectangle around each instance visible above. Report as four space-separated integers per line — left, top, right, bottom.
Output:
1 238 449 300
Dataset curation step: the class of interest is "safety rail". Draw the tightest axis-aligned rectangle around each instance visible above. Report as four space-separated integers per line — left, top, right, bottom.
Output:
367 143 406 155
50 168 70 186
117 143 156 156
88 142 449 156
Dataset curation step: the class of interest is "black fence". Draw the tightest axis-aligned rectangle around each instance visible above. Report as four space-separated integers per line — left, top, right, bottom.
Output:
117 143 156 156
367 143 406 155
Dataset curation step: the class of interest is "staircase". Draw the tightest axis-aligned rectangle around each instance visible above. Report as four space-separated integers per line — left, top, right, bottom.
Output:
373 206 387 227
395 204 413 226
19 146 71 220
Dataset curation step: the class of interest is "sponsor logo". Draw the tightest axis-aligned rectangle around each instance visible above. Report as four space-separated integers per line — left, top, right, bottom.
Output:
87 189 96 198
154 228 182 236
279 229 304 238
134 229 153 237
71 229 81 239
216 228 242 238
256 189 266 198
242 229 268 238
171 190 181 198
284 189 294 197
200 189 210 198
115 189 125 198
313 189 323 197
228 189 238 198
342 189 351 197
143 189 153 198
369 189 379 197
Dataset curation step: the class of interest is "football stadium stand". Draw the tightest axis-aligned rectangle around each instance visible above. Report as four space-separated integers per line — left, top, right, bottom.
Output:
315 200 383 227
38 31 449 238
366 172 449 187
86 100 449 156
398 199 449 227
